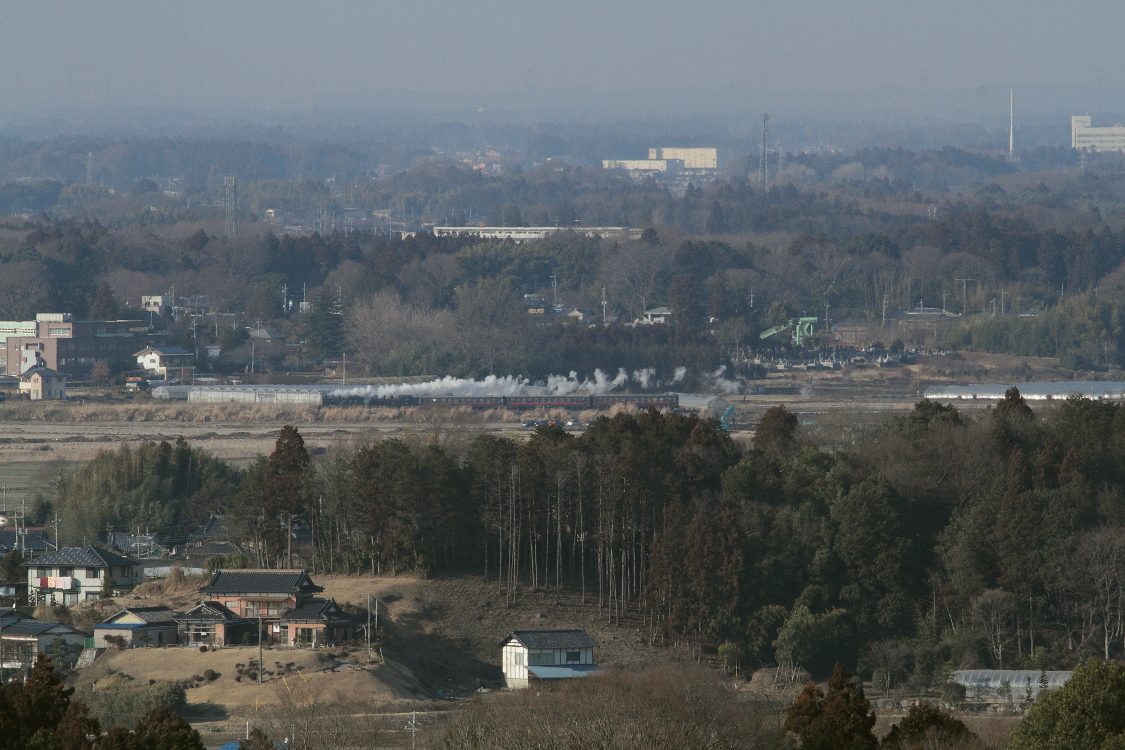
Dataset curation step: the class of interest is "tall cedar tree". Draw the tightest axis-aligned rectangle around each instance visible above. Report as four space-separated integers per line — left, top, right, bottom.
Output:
784 663 878 750
303 287 345 360
264 425 310 568
754 404 798 452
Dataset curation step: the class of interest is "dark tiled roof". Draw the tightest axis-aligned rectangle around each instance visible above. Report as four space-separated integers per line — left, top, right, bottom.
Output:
281 598 353 623
0 529 54 552
2 620 79 637
199 569 323 596
192 514 233 541
185 541 244 558
175 601 245 622
0 608 33 622
504 630 599 650
23 546 140 569
111 607 178 624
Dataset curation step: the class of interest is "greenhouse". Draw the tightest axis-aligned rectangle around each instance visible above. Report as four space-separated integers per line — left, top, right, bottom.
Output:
952 669 1072 701
924 381 1125 401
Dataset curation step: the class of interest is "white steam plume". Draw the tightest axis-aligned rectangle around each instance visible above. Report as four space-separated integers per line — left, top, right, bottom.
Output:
702 365 743 394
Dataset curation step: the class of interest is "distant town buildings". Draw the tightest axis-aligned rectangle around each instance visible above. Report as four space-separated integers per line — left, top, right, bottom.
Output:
1072 116 1125 152
0 313 150 377
432 226 643 241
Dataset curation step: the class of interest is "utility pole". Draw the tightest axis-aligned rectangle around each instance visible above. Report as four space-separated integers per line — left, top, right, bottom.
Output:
366 593 371 659
601 286 607 323
404 712 421 749
258 612 263 685
1009 88 1015 163
342 352 346 386
758 114 770 190
955 278 976 316
224 176 237 239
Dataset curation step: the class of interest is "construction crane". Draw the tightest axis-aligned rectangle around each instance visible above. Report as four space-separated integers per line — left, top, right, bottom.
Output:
759 317 819 345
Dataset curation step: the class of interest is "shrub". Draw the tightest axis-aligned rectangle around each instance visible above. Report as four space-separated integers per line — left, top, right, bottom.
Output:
203 669 219 682
74 680 187 731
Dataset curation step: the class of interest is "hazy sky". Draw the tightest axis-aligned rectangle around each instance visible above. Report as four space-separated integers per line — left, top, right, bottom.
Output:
3 1 1124 113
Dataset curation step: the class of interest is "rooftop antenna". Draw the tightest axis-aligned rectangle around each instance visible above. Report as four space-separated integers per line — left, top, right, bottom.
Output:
758 114 770 190
1009 88 1016 162
223 175 237 238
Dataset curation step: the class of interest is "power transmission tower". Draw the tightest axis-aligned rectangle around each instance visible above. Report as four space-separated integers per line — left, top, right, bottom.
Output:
86 153 94 186
758 114 770 190
223 176 237 238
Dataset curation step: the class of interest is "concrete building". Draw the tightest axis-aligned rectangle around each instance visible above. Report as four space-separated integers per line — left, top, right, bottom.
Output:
648 147 719 170
500 630 599 689
2 314 150 377
18 367 66 400
1072 116 1125 152
140 296 170 315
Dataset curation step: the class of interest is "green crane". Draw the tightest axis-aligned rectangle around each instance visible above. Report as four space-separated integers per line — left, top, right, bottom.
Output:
759 317 818 345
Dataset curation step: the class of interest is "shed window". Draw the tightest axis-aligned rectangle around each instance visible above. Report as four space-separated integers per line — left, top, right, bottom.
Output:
566 651 580 663
528 652 553 666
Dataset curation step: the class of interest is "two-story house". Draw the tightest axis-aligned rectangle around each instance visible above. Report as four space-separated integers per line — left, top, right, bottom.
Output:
198 569 355 646
500 630 600 689
24 546 144 605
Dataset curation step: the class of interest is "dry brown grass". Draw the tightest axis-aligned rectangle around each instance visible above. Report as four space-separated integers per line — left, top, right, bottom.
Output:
0 401 417 424
84 646 429 710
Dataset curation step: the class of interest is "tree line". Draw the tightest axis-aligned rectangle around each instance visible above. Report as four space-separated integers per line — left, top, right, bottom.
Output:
41 390 1125 688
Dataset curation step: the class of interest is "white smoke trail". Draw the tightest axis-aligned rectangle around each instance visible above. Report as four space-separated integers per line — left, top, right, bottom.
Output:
331 368 636 399
328 365 733 399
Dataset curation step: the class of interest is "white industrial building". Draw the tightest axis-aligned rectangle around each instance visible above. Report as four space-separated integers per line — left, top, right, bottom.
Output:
1072 116 1125 152
604 147 719 176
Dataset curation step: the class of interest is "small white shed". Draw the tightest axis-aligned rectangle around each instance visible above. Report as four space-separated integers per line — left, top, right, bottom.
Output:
500 629 600 690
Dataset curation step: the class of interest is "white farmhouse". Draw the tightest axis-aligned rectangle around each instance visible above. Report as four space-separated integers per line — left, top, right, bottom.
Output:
500 629 599 689
134 346 193 379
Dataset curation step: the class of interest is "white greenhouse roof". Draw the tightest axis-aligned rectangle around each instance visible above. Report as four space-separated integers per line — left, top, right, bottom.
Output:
925 381 1125 401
